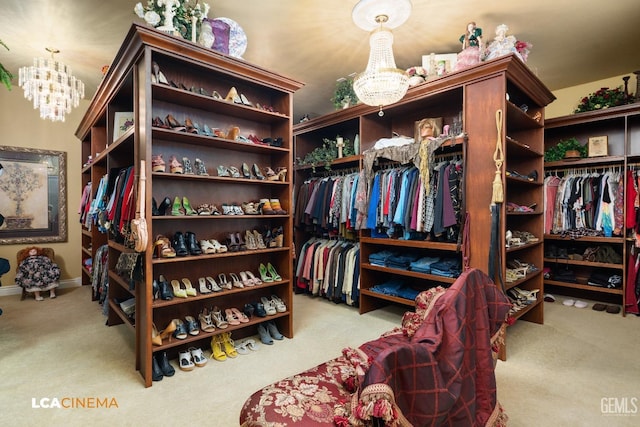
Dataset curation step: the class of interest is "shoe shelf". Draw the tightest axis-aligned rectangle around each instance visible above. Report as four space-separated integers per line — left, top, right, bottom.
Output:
152 280 289 308
107 300 136 329
544 234 624 244
76 24 302 387
358 289 417 309
543 257 624 270
359 236 459 252
505 269 543 291
150 311 290 353
506 240 543 253
543 279 624 295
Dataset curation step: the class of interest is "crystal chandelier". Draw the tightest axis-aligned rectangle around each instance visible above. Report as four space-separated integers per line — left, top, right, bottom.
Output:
19 48 85 122
352 0 411 116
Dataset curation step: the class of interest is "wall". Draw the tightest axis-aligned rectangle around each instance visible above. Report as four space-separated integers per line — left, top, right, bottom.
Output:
0 87 89 290
546 73 637 118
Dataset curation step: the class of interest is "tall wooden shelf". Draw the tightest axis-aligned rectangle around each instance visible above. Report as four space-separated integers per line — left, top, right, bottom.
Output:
76 24 302 387
293 54 555 359
543 103 640 315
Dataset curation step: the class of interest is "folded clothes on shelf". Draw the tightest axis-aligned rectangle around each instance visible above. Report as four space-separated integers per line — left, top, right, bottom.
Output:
386 254 421 270
368 250 397 266
369 279 420 301
430 257 462 278
409 256 441 274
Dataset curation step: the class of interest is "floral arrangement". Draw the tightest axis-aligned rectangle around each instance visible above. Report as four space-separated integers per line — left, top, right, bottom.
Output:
574 86 633 113
296 137 354 171
134 0 209 41
406 66 427 86
0 39 12 90
331 78 357 110
515 40 532 62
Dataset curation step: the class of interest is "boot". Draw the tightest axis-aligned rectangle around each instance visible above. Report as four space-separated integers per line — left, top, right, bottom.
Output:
185 231 202 255
152 356 164 381
152 197 160 216
173 232 189 257
155 351 175 377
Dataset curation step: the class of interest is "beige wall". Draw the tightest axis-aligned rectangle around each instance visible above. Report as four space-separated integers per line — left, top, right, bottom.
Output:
0 87 90 287
546 73 637 119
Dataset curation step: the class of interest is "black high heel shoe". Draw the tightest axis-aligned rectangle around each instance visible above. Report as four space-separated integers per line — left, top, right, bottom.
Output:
158 274 173 300
152 198 160 216
185 231 202 255
173 232 189 257
157 196 171 216
241 163 251 179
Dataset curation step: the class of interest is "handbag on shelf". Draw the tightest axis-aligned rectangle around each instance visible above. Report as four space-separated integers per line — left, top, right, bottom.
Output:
115 252 143 290
131 160 149 253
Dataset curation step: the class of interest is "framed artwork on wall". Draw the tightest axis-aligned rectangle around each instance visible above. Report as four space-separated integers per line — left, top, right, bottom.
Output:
0 146 67 244
113 112 134 142
588 135 608 157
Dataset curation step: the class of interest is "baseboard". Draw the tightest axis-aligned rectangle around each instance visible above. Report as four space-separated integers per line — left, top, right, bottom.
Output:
0 277 82 297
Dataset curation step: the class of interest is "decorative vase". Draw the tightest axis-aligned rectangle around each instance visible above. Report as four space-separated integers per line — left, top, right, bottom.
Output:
354 134 360 155
563 150 581 161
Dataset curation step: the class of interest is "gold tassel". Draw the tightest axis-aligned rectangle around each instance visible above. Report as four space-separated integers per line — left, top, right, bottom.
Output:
492 110 504 204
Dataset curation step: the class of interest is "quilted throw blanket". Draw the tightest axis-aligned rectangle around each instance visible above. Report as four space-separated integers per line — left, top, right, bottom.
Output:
335 268 511 426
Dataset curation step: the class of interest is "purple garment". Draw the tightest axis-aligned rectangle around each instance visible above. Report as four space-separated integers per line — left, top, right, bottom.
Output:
442 164 457 227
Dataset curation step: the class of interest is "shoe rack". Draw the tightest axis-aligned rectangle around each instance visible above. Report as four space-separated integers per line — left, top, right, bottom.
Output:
76 24 303 387
543 103 640 316
293 54 554 359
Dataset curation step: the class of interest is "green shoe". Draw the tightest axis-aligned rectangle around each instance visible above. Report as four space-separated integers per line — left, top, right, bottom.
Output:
259 263 273 282
171 196 184 216
182 196 197 215
266 262 281 281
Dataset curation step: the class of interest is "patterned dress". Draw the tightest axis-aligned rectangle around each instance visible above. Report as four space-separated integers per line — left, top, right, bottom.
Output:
15 255 60 292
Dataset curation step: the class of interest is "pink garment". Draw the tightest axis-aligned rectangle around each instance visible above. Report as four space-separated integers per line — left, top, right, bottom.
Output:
626 170 637 230
544 176 560 235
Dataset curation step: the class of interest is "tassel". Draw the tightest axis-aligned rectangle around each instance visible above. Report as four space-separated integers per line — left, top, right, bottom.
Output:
492 110 504 204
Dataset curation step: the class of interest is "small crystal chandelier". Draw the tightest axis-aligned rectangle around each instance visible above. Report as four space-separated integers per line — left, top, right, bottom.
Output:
19 48 85 122
352 0 411 116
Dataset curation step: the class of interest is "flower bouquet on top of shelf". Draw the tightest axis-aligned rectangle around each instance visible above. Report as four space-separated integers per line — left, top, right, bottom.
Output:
573 86 634 114
134 0 209 42
406 66 428 86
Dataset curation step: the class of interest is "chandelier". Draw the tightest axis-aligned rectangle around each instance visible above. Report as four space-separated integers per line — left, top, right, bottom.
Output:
19 48 85 122
352 0 411 116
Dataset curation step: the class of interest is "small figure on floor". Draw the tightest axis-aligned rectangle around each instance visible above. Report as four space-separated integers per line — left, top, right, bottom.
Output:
15 247 60 301
454 21 483 71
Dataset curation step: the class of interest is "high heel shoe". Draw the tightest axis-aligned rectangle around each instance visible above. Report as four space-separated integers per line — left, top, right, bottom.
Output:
253 229 267 249
226 233 240 251
182 157 194 174
152 61 169 85
238 271 255 287
225 308 241 325
236 232 247 251
169 156 183 174
194 158 208 176
259 199 275 215
226 126 240 141
245 270 262 286
182 278 197 296
198 277 212 294
252 164 265 180
159 319 177 341
210 335 227 361
229 272 244 288
199 307 216 332
206 276 222 292
171 196 184 216
276 168 287 182
264 166 278 180
259 262 273 282
165 114 186 132
158 274 173 299
184 118 199 134
218 273 232 290
152 154 166 172
156 196 171 216
241 162 251 179
224 86 241 104
244 230 257 250
173 231 189 257
270 199 287 215
171 279 188 298
154 236 176 258
212 306 229 329
152 323 163 346
220 332 238 358
182 196 197 216
185 231 202 255
267 262 282 281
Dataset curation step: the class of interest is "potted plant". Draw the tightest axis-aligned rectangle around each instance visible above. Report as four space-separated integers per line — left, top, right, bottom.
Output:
544 137 587 162
331 78 357 110
574 86 633 113
0 40 12 90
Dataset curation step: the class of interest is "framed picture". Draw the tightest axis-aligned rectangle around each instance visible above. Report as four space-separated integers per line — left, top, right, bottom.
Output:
588 135 608 157
113 112 134 142
0 146 67 244
422 53 458 77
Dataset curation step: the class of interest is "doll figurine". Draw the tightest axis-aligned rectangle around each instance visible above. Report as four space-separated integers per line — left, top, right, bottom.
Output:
15 247 60 301
454 21 483 71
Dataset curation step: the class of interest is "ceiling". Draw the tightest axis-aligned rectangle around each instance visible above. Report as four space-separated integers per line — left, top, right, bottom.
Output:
1 0 639 121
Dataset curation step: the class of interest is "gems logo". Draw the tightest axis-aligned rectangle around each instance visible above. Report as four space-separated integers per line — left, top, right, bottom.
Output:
31 397 118 409
601 397 638 416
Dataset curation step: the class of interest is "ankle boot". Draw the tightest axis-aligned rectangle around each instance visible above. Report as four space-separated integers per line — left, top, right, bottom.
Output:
155 351 175 377
158 275 173 300
182 157 194 174
157 196 171 216
185 231 202 255
173 232 189 257
152 356 164 381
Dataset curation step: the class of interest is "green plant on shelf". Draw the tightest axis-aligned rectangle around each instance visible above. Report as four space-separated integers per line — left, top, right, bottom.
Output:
296 137 354 172
544 137 587 162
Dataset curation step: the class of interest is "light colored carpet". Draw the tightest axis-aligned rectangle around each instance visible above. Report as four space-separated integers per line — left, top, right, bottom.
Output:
0 287 638 426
